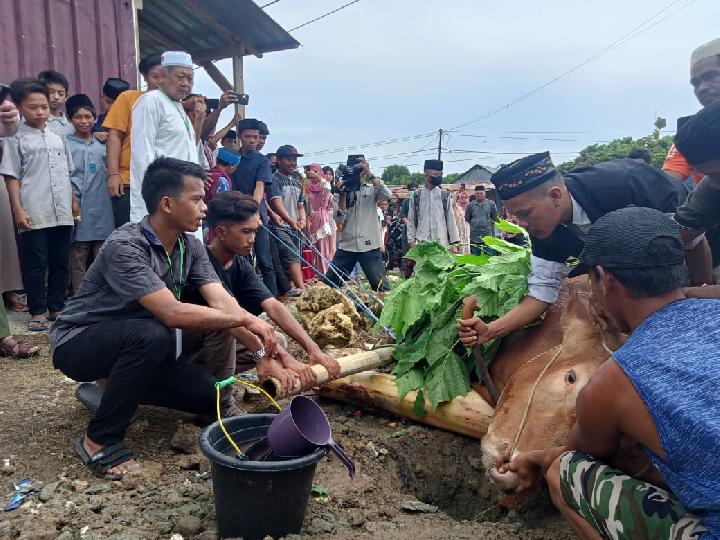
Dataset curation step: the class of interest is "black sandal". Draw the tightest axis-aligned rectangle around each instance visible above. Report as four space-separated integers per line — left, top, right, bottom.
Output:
75 437 136 481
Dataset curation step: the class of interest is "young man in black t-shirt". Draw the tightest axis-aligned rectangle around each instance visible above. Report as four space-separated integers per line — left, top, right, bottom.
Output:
203 191 341 388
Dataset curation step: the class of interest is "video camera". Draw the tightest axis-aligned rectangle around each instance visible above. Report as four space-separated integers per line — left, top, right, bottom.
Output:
336 154 367 192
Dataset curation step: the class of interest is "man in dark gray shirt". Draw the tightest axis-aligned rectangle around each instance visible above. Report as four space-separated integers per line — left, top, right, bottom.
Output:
465 185 498 255
50 157 278 480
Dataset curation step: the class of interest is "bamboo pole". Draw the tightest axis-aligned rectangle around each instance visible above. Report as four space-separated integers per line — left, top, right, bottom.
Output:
260 348 395 398
319 371 493 440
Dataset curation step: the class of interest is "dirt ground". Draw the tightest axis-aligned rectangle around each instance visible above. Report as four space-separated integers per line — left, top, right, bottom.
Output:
0 309 575 540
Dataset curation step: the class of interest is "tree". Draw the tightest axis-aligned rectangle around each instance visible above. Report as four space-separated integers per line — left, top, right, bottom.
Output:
444 172 462 184
557 118 673 174
382 164 411 184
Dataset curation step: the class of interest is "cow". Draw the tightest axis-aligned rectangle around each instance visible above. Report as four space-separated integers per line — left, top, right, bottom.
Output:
478 280 651 492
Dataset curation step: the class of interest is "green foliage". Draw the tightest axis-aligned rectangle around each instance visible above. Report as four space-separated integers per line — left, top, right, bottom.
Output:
382 164 411 183
444 172 462 183
378 220 532 412
557 117 672 174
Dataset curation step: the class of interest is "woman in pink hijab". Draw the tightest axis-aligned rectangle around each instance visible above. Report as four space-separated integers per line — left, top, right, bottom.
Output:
306 163 335 274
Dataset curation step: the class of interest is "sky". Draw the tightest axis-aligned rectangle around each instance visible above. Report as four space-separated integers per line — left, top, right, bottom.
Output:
192 0 719 175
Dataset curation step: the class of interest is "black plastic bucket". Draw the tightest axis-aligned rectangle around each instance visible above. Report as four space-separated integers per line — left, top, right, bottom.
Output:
199 413 327 540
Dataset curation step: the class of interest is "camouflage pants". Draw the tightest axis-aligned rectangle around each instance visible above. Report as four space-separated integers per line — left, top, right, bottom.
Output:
559 451 707 540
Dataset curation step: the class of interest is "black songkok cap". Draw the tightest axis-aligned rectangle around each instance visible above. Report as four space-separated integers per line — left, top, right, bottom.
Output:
347 154 365 166
574 207 684 276
491 151 558 200
65 94 95 117
424 159 443 171
102 78 129 100
237 118 260 132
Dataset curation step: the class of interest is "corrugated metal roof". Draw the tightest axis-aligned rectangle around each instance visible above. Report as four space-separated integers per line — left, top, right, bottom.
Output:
138 0 300 61
0 0 138 105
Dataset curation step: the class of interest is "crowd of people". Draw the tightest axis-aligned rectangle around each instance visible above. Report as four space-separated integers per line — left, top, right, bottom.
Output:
1 31 720 539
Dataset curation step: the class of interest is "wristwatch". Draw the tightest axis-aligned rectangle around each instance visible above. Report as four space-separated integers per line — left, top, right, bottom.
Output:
252 347 266 362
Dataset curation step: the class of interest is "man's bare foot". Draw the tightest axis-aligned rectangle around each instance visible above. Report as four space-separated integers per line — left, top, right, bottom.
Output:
84 436 140 475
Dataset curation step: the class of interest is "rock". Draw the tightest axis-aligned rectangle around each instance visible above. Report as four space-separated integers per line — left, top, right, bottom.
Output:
348 509 366 527
71 480 89 493
85 483 113 495
173 515 203 538
176 453 202 470
171 424 202 454
1 458 15 476
39 481 60 502
156 522 173 534
306 517 335 534
120 469 143 491
297 284 359 324
401 500 438 513
365 442 379 458
55 532 74 540
307 304 354 348
193 531 218 540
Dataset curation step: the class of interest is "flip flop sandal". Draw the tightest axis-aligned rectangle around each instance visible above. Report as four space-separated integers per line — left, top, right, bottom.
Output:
27 318 49 332
75 383 141 424
0 335 40 358
75 436 136 481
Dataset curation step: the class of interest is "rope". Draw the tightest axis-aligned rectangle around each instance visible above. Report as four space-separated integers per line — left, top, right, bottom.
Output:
215 376 283 457
262 224 391 330
508 344 564 457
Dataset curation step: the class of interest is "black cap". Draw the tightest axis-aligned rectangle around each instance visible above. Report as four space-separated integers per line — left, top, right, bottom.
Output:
276 144 304 158
223 130 237 140
65 94 95 117
424 159 443 171
475 184 486 191
347 154 365 166
576 207 684 276
491 151 557 200
257 120 269 136
237 118 260 133
102 78 129 100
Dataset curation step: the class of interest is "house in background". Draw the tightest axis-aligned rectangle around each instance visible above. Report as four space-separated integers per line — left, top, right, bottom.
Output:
451 164 496 184
0 0 299 114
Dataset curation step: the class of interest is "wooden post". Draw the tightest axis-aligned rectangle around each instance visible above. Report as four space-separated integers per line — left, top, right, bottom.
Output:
232 55 245 118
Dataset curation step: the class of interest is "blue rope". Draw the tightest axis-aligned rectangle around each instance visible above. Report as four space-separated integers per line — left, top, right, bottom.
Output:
263 224 382 323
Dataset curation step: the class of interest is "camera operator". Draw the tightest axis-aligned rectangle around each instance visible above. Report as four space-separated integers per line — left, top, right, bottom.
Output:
327 155 391 291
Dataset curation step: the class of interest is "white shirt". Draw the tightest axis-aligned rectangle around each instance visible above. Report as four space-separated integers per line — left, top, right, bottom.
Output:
527 195 591 303
47 113 75 136
129 89 197 223
406 187 460 247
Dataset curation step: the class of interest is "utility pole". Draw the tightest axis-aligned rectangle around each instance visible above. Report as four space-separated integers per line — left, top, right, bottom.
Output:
437 128 443 160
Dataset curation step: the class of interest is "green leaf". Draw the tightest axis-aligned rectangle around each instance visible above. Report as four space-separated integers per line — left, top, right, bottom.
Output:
394 367 424 398
424 351 470 408
412 389 427 418
311 483 329 497
455 253 490 266
495 218 525 236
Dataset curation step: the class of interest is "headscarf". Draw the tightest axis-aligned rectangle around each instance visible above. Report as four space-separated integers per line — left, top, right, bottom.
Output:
307 163 325 193
306 163 332 237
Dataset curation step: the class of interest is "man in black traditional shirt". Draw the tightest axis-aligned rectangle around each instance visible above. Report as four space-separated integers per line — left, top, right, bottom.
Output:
203 191 341 389
459 151 697 347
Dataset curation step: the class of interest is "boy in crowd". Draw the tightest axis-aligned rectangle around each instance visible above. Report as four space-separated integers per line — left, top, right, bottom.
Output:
268 145 308 296
203 147 240 243
0 81 77 331
38 70 74 136
202 191 341 386
65 94 114 292
213 129 237 160
406 159 460 250
465 185 498 255
50 157 279 479
257 120 269 152
103 53 164 227
92 77 130 140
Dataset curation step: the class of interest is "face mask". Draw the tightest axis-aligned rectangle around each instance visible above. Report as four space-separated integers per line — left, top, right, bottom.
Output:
429 176 443 187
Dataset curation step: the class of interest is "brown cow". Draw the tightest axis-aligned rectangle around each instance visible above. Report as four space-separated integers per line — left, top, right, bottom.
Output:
479 280 638 491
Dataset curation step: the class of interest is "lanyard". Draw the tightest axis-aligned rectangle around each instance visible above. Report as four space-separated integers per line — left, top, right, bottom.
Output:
160 89 193 139
163 236 185 300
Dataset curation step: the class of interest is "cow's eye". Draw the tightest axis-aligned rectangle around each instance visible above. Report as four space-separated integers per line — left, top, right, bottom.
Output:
566 370 577 384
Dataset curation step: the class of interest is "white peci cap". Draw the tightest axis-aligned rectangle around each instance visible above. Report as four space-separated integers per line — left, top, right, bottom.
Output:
691 38 720 70
161 51 193 68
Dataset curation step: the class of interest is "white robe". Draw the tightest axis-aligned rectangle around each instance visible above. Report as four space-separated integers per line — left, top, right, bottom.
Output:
129 89 198 223
406 187 460 248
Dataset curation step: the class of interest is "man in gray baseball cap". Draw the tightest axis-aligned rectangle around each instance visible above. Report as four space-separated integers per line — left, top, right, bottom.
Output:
499 206 720 539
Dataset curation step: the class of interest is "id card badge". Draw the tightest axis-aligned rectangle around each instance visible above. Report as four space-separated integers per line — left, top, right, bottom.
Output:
88 162 97 174
175 328 182 359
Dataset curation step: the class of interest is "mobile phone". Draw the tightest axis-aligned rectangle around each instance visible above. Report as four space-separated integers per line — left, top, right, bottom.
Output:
0 84 11 103
233 92 249 105
205 98 220 110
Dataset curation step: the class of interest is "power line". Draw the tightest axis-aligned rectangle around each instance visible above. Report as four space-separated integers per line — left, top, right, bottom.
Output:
288 0 361 32
260 0 283 8
447 0 697 131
